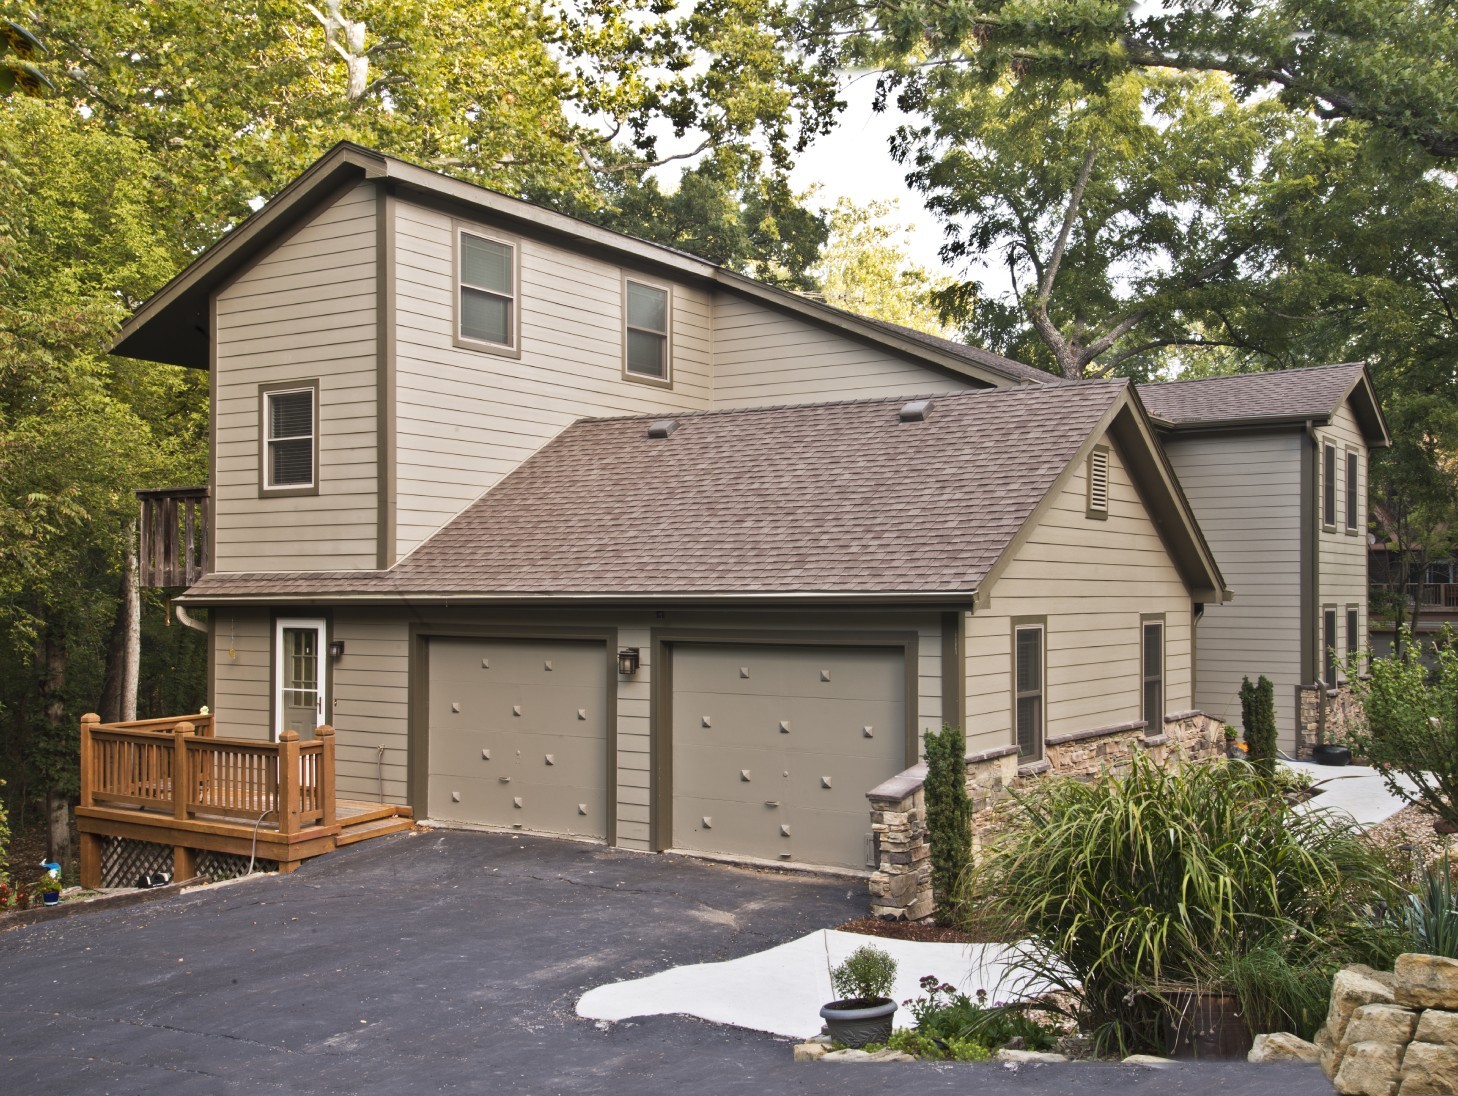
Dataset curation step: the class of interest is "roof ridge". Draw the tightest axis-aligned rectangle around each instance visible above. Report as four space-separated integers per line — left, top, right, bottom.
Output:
1139 361 1366 392
576 378 1127 426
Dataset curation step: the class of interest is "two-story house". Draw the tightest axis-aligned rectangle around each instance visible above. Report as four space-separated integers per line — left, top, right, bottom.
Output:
1137 367 1390 749
112 142 1384 874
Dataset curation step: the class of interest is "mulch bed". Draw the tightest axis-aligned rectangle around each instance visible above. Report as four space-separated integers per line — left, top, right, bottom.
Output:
838 915 976 944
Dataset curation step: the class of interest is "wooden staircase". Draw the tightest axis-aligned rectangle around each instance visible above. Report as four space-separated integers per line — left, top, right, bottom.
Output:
336 801 416 847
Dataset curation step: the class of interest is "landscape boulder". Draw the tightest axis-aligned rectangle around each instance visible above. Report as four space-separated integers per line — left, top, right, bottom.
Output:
1248 1032 1320 1063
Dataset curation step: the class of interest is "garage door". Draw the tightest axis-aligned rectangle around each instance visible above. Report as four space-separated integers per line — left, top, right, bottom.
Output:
427 637 608 839
671 644 909 870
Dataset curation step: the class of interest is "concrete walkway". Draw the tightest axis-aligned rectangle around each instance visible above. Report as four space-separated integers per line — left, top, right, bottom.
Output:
0 830 1333 1095
1285 758 1417 826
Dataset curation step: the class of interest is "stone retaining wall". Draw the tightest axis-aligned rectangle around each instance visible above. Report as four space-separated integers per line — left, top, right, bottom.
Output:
1316 955 1458 1095
1298 682 1363 758
866 712 1225 920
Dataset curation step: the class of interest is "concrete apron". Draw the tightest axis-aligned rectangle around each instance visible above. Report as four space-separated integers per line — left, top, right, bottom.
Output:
577 928 1051 1039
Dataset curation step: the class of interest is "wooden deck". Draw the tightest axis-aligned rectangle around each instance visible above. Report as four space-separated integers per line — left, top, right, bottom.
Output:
75 712 413 886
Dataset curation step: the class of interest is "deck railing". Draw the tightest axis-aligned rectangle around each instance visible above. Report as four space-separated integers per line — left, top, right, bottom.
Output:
137 486 209 587
1380 583 1458 611
79 713 335 834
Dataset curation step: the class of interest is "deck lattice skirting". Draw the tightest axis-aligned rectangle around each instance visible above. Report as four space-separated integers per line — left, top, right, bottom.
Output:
866 712 1225 920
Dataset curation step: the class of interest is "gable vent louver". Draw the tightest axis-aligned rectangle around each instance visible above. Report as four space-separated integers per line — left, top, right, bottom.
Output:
1088 449 1110 515
647 419 679 439
899 400 932 423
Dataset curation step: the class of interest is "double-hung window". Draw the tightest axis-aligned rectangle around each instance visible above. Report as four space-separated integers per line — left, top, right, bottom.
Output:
261 384 317 493
1346 606 1360 669
623 279 670 384
1141 619 1164 729
1013 623 1045 760
456 228 517 352
1323 607 1339 685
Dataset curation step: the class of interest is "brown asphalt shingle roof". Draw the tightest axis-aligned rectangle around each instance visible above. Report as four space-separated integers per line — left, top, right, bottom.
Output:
1137 362 1368 426
185 382 1128 601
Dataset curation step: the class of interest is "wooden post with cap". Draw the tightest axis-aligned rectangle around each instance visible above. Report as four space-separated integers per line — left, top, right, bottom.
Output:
78 714 102 888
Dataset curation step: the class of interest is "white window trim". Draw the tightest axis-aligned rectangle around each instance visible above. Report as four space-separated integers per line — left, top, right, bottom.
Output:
452 223 521 358
274 617 328 741
621 274 673 388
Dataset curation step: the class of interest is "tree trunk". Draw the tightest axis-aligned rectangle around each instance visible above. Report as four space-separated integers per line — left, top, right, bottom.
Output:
121 530 140 722
39 633 72 868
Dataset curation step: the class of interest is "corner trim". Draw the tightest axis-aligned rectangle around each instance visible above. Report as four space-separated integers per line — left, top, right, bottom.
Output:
376 183 398 569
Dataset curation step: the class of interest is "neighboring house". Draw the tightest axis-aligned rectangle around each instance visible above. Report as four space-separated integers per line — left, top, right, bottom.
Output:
125 141 1415 874
1137 365 1391 749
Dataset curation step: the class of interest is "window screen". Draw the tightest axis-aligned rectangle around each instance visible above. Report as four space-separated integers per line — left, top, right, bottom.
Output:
625 281 669 379
1014 626 1044 760
1347 607 1360 662
459 232 514 347
1323 608 1338 685
266 389 314 488
1323 443 1337 527
1346 451 1359 530
1142 621 1164 729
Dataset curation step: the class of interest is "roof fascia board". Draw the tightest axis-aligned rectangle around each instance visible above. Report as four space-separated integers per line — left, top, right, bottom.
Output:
1339 366 1393 448
1110 396 1230 601
175 589 975 608
111 144 386 362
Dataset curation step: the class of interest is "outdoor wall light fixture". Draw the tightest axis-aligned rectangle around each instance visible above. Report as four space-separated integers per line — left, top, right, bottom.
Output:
328 640 345 659
617 648 641 675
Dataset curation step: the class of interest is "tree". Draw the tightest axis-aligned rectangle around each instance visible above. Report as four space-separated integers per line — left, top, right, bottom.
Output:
807 197 952 334
922 723 972 926
1344 629 1458 833
1239 675 1277 778
28 0 840 276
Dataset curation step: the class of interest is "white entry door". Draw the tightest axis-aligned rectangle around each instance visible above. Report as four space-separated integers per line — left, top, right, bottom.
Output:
275 618 327 741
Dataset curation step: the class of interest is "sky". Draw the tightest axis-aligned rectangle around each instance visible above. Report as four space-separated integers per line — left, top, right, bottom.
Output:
788 74 954 277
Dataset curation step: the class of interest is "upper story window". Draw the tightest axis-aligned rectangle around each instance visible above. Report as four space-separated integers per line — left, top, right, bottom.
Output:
1345 450 1360 532
456 228 518 354
261 383 317 495
1322 442 1337 528
624 278 671 385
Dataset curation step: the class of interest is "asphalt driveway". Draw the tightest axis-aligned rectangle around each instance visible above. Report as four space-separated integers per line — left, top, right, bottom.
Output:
2 829 1333 1095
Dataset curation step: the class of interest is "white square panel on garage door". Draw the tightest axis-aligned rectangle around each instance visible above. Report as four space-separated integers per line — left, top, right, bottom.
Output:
427 637 608 840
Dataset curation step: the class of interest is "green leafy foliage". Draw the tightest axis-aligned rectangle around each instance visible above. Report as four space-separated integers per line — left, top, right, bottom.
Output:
808 199 952 333
1343 630 1458 832
879 1027 991 1062
1398 850 1458 960
1239 676 1278 778
967 754 1401 1054
922 723 972 926
829 944 897 1003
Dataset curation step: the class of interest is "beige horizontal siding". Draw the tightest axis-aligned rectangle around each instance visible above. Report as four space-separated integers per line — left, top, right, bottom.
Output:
1317 401 1369 691
391 200 715 560
965 437 1194 755
1161 431 1304 740
211 610 271 740
711 295 974 407
213 182 379 573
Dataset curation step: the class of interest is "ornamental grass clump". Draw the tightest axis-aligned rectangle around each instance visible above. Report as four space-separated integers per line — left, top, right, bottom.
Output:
965 753 1401 1055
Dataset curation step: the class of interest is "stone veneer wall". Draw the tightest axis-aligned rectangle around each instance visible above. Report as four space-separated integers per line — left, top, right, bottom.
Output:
1298 682 1363 758
866 712 1225 920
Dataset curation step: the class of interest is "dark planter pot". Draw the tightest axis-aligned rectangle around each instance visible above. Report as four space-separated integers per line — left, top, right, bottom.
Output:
42 892 60 906
1311 743 1352 767
1435 819 1458 835
1162 990 1252 1060
819 998 897 1049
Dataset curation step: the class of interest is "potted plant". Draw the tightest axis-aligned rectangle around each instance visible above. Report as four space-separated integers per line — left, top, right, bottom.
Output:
820 944 898 1048
37 862 62 906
